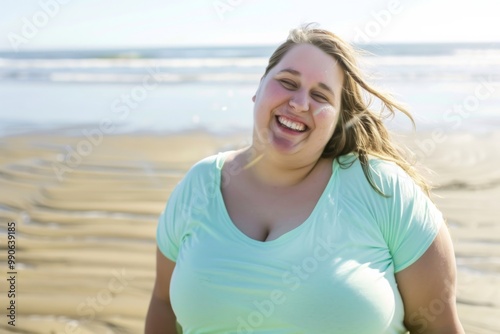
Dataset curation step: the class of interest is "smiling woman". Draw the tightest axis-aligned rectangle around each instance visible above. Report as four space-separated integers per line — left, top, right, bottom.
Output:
145 24 465 334
251 43 343 160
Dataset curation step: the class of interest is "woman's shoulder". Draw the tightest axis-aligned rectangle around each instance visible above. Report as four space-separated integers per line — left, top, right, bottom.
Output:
169 151 230 199
336 153 404 178
186 151 232 173
179 150 236 186
335 153 414 194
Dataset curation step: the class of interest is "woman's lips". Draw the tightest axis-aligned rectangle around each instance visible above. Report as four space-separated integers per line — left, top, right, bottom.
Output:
276 115 308 133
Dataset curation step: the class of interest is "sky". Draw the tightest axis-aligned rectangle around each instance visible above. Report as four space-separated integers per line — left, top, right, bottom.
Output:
1 0 500 51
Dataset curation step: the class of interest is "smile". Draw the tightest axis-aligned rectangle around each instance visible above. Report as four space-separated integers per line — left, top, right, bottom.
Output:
276 116 308 132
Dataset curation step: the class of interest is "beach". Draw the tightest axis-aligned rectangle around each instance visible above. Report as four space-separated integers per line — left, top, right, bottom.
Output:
0 131 247 333
0 129 499 333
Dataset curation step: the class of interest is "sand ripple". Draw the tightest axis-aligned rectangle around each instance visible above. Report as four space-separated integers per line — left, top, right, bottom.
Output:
0 132 238 333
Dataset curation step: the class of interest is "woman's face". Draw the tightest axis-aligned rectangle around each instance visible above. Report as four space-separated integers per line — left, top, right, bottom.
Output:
252 43 344 159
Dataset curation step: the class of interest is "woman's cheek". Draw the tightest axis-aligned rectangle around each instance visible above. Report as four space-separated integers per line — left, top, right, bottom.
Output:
266 79 293 99
255 81 282 110
313 105 339 137
313 105 338 121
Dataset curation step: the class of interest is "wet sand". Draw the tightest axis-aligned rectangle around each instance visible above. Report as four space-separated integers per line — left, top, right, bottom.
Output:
0 130 499 333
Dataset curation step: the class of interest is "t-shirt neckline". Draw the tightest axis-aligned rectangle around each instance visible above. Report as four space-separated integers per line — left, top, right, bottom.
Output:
214 151 338 247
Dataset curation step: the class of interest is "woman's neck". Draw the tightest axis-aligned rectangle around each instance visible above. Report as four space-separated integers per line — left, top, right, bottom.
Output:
239 146 324 188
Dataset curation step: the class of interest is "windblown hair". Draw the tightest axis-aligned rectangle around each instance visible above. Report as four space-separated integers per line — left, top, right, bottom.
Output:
264 24 431 196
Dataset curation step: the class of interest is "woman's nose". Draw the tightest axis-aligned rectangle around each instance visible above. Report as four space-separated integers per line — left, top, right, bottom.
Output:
289 90 309 112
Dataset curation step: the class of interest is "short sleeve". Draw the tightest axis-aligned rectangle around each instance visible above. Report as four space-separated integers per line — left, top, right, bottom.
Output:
155 153 220 262
156 179 186 262
373 162 444 273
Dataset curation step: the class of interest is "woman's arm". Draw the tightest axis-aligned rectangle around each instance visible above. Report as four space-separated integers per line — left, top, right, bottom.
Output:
395 224 464 334
145 247 179 334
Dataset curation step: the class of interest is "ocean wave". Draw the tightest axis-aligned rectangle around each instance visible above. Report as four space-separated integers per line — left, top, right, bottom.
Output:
362 54 500 67
2 54 500 71
0 69 496 84
46 72 262 83
0 52 499 84
0 57 268 70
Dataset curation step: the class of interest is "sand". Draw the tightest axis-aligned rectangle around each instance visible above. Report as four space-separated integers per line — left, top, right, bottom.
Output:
0 129 499 333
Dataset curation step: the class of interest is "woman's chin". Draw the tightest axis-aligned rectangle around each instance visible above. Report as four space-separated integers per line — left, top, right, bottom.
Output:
252 123 309 155
268 133 304 155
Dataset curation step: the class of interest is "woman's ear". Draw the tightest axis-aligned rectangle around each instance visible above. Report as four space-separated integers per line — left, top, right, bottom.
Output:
252 75 265 103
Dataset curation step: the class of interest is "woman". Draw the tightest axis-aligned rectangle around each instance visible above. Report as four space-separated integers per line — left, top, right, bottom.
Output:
145 25 464 333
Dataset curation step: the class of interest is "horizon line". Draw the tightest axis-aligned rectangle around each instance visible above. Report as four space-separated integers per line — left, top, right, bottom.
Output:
2 40 500 54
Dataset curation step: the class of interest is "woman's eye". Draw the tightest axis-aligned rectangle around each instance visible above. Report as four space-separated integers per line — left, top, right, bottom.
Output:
279 79 296 89
312 93 328 102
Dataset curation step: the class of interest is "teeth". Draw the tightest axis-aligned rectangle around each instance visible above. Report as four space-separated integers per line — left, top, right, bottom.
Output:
278 116 306 132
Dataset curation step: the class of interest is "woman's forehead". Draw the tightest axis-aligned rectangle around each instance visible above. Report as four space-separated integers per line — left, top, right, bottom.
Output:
274 44 343 86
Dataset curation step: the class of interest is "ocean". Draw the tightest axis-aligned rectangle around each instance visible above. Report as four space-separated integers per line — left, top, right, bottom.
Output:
1 43 500 137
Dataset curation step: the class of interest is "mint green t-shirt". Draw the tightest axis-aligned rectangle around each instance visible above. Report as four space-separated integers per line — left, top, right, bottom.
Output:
156 152 443 334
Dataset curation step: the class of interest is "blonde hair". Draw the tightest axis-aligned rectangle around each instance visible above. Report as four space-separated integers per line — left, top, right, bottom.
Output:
264 24 431 196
